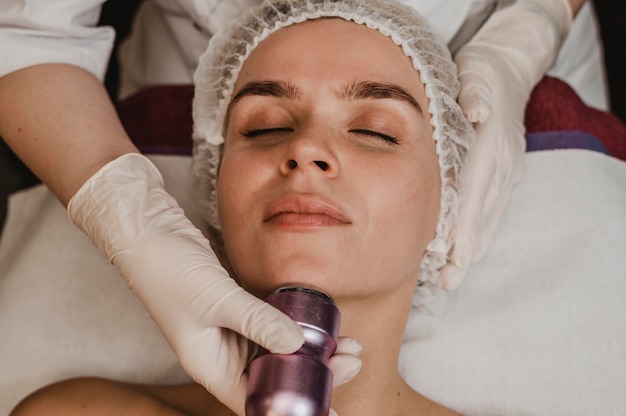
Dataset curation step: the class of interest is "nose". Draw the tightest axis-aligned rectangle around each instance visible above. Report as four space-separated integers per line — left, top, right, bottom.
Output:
279 133 338 178
285 159 329 171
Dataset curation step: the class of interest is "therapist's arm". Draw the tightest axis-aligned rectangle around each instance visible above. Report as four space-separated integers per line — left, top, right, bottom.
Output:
0 63 137 206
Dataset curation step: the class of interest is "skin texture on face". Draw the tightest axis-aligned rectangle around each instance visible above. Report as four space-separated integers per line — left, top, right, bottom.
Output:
217 18 441 305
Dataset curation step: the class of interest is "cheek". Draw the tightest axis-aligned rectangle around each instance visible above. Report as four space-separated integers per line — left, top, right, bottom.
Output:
407 150 441 242
216 156 244 225
217 145 272 218
216 150 260 243
366 157 440 273
375 177 436 239
216 153 257 282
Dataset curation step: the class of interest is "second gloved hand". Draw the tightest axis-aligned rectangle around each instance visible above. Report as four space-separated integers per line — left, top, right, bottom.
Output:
441 0 573 290
67 153 361 415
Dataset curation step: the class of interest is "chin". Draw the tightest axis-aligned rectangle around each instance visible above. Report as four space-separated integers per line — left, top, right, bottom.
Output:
240 264 346 300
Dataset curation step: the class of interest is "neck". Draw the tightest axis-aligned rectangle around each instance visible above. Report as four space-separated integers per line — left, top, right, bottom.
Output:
330 285 460 416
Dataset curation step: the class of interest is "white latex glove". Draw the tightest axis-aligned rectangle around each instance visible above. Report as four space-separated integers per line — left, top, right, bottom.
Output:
67 153 361 415
441 0 573 290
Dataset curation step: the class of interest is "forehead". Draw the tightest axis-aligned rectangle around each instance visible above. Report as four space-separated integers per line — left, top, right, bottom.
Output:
233 18 426 102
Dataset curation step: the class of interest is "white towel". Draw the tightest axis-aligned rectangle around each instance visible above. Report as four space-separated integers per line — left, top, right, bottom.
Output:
401 150 626 415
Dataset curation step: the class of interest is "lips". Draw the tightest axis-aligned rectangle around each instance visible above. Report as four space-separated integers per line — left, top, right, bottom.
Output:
264 195 351 228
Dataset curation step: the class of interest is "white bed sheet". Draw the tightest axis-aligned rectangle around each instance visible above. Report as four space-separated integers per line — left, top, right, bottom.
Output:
400 150 626 415
1 150 625 415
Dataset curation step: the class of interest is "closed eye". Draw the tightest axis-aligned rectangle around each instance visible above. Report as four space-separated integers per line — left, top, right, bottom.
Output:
242 127 293 138
349 129 399 145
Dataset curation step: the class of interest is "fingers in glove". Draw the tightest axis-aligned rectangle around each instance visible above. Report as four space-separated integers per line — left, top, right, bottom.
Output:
329 337 363 388
467 120 523 263
439 119 501 290
183 328 250 416
335 337 363 356
205 280 305 354
439 261 469 291
456 49 494 124
471 174 515 262
453 136 499 262
441 114 524 290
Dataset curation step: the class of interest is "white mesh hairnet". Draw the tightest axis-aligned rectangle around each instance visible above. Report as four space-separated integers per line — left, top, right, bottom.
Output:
190 0 474 296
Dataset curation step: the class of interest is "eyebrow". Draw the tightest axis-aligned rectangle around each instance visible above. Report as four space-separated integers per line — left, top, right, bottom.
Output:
336 80 422 114
228 79 422 113
230 80 302 105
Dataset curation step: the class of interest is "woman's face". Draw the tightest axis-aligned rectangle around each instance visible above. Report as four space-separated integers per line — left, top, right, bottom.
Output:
217 18 441 301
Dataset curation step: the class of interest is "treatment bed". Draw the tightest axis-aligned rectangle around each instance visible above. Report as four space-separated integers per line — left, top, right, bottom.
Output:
1 76 625 415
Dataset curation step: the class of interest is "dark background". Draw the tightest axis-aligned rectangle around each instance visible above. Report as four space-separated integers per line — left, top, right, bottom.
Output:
593 1 626 124
98 0 626 123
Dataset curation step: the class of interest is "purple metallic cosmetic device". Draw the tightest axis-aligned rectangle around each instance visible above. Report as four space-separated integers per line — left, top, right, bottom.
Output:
246 286 340 416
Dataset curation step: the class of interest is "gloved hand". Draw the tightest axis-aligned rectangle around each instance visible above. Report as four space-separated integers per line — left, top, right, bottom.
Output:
441 0 573 290
67 153 361 415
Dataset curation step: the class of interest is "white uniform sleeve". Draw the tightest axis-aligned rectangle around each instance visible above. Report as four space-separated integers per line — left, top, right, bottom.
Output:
0 0 115 81
548 1 609 110
395 0 473 43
